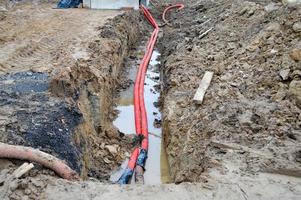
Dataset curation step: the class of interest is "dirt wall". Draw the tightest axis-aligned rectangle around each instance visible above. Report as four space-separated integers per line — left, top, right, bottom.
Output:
159 0 301 184
49 11 141 179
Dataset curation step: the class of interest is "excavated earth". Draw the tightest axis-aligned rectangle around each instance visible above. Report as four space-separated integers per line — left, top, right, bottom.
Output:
159 0 301 185
1 0 301 199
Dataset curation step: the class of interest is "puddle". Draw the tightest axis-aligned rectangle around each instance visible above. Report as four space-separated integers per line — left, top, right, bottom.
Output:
113 50 171 184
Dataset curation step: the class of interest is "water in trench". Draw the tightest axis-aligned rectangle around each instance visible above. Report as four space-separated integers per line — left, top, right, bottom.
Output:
112 50 171 184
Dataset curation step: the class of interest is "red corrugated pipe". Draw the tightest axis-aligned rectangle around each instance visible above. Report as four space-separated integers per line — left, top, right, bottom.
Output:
118 3 184 184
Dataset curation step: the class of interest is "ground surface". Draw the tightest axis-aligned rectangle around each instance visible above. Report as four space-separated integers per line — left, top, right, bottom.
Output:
0 0 301 199
0 1 120 74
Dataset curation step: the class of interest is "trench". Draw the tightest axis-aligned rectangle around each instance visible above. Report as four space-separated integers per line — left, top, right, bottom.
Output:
0 7 174 185
112 45 171 184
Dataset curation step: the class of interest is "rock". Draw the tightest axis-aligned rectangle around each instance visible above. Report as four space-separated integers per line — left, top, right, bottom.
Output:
264 3 280 12
266 22 281 32
272 83 288 101
105 127 121 139
289 48 301 61
239 7 248 15
24 189 32 195
0 6 8 12
289 80 301 108
247 8 255 17
279 69 290 80
105 145 118 154
270 49 278 54
292 22 301 32
247 38 260 52
238 110 253 126
283 0 301 5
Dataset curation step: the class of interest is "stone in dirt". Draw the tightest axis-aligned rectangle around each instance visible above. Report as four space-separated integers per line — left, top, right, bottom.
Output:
105 145 119 154
290 48 301 61
292 22 301 32
279 69 290 80
289 80 301 108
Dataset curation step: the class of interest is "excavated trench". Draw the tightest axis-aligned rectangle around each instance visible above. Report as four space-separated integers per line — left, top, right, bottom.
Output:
0 8 175 186
0 11 143 181
2 1 301 199
112 46 171 184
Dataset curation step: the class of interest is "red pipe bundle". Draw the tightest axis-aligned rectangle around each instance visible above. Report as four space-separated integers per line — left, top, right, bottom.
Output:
118 3 184 184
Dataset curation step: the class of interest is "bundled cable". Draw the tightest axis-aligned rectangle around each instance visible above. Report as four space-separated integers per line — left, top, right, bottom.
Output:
118 3 184 184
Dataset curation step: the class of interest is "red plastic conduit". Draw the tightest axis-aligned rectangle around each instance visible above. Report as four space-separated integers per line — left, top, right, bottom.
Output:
120 3 184 183
162 3 185 25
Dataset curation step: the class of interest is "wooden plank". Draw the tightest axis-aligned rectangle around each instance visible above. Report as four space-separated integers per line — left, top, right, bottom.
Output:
193 71 214 104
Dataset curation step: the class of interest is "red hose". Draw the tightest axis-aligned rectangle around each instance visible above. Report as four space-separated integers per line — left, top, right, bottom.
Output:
162 4 185 25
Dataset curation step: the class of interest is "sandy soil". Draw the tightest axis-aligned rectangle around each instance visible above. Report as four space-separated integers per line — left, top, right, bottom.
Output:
0 1 120 74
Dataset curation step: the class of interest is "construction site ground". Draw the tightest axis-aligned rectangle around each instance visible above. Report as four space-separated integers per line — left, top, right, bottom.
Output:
0 0 301 199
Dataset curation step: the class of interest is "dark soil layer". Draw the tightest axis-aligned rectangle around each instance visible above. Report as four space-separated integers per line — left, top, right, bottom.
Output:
158 0 301 183
0 72 82 172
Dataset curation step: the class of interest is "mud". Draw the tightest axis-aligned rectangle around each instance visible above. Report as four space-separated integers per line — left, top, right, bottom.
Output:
158 0 301 187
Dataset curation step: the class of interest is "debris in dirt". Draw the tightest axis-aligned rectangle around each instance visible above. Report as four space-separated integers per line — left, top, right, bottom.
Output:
153 118 162 128
12 163 34 179
198 27 214 39
193 71 214 104
105 145 119 155
0 162 34 200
